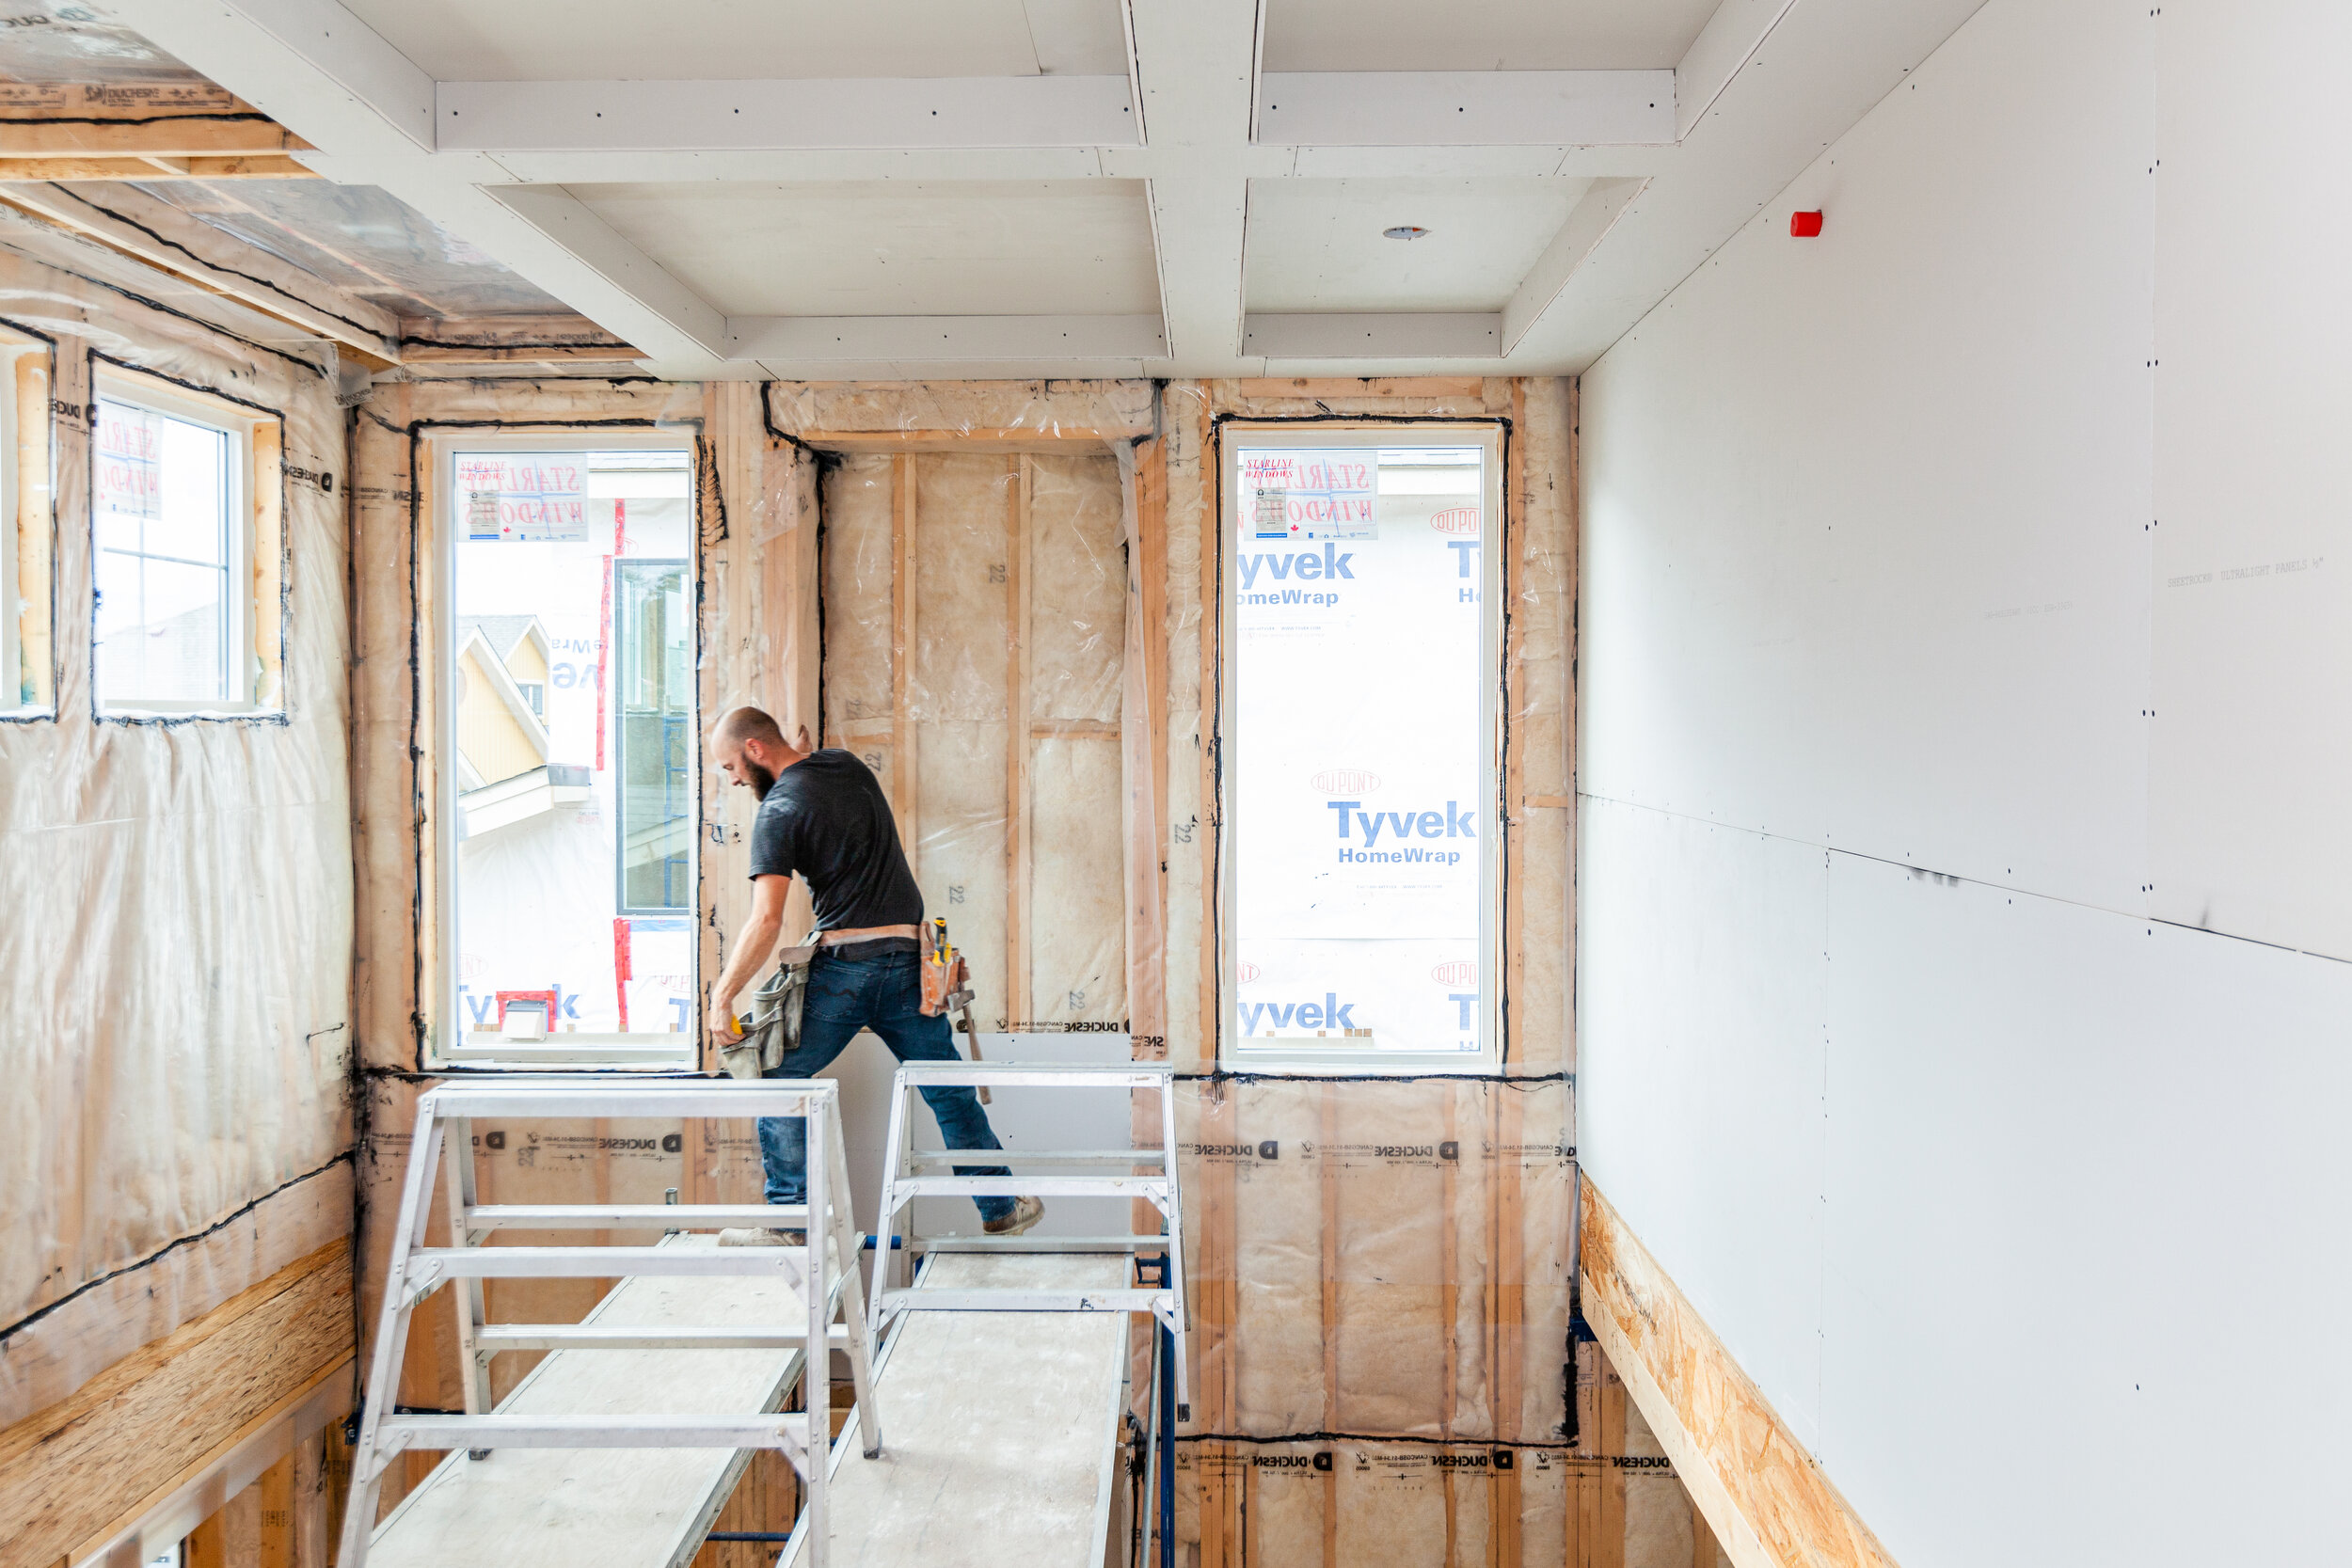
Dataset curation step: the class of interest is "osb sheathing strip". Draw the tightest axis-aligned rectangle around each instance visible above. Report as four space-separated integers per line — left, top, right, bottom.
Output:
0 1242 352 1568
0 1161 353 1431
1581 1180 1901 1568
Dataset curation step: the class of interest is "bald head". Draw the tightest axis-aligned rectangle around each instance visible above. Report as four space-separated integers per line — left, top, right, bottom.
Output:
714 705 786 750
708 705 807 795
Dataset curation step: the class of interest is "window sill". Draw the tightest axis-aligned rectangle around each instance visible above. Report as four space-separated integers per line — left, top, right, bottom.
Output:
98 704 280 721
1221 1048 1500 1077
440 1033 700 1070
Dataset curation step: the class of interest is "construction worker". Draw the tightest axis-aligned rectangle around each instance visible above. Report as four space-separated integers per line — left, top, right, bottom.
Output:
704 705 1043 1243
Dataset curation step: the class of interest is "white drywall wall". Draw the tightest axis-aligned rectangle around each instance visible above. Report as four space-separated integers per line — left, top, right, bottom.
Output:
1579 1 2352 1562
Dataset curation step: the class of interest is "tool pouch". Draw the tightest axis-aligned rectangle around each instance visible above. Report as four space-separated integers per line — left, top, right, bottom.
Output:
919 946 969 1018
721 940 818 1081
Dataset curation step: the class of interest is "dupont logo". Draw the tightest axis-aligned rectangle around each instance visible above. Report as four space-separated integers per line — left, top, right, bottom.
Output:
1238 961 1262 983
1431 960 1476 987
1311 768 1381 794
1429 507 1479 535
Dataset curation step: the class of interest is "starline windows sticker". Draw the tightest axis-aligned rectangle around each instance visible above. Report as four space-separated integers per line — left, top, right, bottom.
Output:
1243 451 1377 542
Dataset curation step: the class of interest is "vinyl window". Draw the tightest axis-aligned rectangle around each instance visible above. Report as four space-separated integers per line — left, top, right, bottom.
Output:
434 438 698 1068
91 374 273 715
1219 423 1505 1072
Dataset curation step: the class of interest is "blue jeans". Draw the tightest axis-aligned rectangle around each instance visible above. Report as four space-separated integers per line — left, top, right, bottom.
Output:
757 946 1014 1225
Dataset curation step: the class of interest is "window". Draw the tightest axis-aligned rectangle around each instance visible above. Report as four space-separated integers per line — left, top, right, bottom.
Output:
614 558 691 915
2 334 50 716
90 373 275 715
1222 426 1503 1070
438 443 696 1066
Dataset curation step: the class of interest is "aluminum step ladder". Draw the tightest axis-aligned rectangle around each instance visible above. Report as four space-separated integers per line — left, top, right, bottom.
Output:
340 1079 881 1568
869 1060 1190 1421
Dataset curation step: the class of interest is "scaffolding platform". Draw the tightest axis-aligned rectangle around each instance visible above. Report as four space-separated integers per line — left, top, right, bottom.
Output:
363 1248 1135 1568
365 1236 817 1568
791 1251 1134 1568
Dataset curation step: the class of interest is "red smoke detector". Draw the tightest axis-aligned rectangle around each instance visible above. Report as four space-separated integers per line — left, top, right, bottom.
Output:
1789 210 1824 237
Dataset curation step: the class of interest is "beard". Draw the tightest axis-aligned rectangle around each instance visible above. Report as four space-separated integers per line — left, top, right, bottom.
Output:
742 760 777 796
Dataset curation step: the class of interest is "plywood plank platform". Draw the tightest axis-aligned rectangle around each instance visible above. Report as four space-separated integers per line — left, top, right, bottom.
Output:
797 1252 1132 1568
365 1236 807 1568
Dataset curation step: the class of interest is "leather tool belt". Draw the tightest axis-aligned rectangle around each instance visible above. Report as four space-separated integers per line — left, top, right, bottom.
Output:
717 925 930 1080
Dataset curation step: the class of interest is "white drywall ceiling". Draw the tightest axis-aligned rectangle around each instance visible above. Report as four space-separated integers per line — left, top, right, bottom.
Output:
339 0 1129 81
1244 177 1591 312
85 0 1994 374
1263 0 1722 71
565 180 1159 317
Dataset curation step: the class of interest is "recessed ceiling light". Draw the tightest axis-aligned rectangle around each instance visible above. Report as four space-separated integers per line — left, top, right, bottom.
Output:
1383 226 1431 241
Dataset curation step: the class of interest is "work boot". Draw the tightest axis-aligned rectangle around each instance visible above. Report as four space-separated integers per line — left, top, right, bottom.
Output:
718 1227 805 1246
982 1196 1045 1237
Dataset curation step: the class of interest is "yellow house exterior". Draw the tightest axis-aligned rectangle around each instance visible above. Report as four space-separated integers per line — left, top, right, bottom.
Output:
455 616 549 789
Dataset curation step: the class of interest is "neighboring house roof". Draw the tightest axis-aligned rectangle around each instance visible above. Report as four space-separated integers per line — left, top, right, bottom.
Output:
455 614 544 670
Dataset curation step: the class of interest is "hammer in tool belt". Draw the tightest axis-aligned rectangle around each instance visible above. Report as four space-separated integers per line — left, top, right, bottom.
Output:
921 916 989 1103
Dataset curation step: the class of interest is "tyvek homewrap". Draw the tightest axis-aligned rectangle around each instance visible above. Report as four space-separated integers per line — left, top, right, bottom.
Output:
1232 446 1489 1056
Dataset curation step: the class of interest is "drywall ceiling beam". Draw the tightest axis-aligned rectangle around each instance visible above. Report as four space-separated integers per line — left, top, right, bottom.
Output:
0 179 399 358
725 314 1167 362
1501 177 1649 354
95 0 434 158
436 76 1139 153
1242 312 1502 359
430 71 1673 157
1257 71 1674 147
1282 144 1671 180
1677 0 1803 141
1127 0 1263 372
1147 176 1251 372
470 141 1669 188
